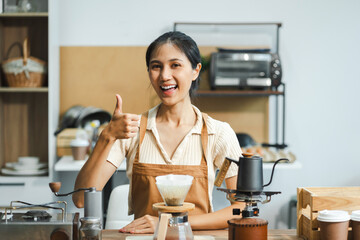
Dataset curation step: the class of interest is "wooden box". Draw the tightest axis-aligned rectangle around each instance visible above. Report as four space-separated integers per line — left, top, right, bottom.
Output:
56 128 79 156
297 187 360 240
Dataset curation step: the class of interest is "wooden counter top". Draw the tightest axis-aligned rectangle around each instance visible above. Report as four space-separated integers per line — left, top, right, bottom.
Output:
102 229 303 240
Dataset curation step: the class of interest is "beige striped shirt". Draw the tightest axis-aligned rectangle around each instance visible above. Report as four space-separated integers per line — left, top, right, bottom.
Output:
107 104 241 211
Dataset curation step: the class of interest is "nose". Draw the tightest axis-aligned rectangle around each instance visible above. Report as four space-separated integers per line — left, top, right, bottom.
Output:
160 66 172 81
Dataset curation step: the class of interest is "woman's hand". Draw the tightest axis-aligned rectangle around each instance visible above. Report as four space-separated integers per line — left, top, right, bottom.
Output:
119 215 158 234
102 94 140 141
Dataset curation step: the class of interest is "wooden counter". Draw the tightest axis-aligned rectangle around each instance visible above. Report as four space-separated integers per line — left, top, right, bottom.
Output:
102 229 303 240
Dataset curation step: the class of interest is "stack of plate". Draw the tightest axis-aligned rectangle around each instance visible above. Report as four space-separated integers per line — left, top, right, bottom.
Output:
1 157 48 176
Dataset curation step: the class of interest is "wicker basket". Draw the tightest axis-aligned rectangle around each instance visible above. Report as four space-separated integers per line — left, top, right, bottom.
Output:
1 38 47 87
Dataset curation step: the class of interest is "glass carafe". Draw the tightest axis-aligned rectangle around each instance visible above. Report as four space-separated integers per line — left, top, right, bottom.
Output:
154 212 194 240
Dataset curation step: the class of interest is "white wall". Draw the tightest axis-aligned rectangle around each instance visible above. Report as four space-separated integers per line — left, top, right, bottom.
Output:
54 0 360 229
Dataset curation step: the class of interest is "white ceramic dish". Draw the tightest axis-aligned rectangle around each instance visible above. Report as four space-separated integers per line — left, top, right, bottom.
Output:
1 167 48 176
5 162 47 171
18 156 39 165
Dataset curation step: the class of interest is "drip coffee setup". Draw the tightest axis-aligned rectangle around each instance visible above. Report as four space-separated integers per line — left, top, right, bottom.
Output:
153 174 195 240
215 153 289 240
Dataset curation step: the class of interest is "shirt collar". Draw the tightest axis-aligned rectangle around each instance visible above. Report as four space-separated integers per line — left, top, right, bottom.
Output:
146 104 215 135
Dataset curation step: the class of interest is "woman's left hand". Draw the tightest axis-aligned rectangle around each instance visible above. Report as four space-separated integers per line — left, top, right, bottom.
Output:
119 215 158 234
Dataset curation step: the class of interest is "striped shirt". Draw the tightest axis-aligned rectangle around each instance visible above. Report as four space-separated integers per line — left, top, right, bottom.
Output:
107 104 242 211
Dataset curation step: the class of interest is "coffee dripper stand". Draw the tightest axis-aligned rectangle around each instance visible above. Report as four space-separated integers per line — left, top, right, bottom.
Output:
153 202 195 240
49 182 103 226
215 153 289 240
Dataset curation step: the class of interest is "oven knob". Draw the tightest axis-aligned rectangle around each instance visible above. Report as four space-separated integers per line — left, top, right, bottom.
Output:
274 59 280 64
51 228 70 240
275 70 280 75
273 63 278 68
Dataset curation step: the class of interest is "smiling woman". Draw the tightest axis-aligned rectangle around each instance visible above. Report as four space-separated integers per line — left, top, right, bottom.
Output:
73 31 244 234
146 31 201 100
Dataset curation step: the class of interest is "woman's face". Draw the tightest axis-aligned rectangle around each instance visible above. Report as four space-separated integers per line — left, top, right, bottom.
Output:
148 43 201 107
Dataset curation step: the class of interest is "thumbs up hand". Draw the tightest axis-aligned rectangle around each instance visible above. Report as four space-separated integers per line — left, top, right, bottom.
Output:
104 94 140 141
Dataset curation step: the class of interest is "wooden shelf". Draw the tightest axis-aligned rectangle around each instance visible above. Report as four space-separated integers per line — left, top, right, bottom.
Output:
0 87 48 92
195 90 284 97
0 12 48 18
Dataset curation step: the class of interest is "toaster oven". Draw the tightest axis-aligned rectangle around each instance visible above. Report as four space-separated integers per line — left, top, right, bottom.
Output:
209 52 282 90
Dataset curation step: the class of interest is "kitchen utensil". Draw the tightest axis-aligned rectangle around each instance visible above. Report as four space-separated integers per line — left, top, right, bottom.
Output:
49 182 103 225
236 133 257 148
153 174 195 240
216 154 289 240
214 153 252 187
79 217 102 240
54 105 111 136
225 155 289 192
153 203 195 240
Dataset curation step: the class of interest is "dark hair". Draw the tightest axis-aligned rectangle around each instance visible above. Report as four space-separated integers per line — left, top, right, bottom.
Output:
145 31 201 98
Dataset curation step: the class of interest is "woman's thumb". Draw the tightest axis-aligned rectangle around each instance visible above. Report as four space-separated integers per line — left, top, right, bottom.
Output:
114 94 123 114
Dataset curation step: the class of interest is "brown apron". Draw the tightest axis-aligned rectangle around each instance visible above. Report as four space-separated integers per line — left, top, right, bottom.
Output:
131 111 211 219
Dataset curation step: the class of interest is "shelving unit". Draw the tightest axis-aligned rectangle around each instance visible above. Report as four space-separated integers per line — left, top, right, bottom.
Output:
195 89 284 97
195 83 287 149
0 87 48 92
0 7 55 205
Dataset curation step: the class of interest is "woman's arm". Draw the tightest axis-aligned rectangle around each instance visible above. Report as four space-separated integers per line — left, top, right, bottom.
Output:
72 133 118 208
188 175 244 230
73 94 140 207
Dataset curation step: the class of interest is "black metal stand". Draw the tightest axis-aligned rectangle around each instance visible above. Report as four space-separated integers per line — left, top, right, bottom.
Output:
263 83 287 149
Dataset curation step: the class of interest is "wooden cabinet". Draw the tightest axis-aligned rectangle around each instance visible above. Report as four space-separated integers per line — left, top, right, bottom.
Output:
0 11 54 204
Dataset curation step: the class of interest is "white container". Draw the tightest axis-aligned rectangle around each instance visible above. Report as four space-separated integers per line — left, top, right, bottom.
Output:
351 210 360 240
317 210 350 240
18 156 39 166
70 138 89 161
70 138 89 147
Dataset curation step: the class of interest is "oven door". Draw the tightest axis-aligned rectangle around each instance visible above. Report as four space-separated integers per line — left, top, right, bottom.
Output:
210 53 272 89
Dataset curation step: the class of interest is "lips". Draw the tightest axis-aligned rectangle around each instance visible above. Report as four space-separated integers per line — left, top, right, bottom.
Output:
160 84 177 92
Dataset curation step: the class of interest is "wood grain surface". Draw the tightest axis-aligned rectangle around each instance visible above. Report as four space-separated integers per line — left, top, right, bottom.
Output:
102 229 303 240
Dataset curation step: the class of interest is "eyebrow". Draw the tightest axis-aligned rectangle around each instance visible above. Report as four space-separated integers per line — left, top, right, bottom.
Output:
149 58 184 65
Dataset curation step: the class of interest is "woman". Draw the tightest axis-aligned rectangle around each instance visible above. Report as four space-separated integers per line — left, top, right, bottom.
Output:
73 31 243 233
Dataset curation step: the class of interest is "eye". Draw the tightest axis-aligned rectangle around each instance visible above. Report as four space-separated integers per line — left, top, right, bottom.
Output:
151 64 161 70
171 63 181 68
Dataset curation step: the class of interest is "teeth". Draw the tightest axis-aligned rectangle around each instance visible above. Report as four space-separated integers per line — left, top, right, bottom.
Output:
161 85 176 90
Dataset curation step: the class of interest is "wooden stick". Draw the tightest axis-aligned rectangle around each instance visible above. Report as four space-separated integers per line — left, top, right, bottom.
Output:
156 213 171 240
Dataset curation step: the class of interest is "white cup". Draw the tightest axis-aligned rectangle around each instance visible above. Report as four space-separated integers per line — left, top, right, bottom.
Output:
70 138 89 161
317 210 350 240
351 210 360 240
18 156 39 166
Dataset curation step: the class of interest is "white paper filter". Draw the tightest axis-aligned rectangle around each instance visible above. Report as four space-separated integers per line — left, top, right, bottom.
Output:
155 174 194 206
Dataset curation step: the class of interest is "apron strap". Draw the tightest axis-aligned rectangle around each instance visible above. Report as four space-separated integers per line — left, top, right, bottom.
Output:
134 112 148 163
201 113 209 165
139 113 148 145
